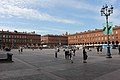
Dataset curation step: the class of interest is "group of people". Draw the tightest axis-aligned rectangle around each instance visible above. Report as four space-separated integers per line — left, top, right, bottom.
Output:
96 47 103 54
18 47 23 53
64 48 76 63
55 47 88 63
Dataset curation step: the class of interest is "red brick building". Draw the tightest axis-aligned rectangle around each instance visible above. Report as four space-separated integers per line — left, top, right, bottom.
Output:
68 26 120 46
0 30 41 49
41 35 68 48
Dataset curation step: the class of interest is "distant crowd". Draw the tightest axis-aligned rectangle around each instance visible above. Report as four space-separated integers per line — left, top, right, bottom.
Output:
54 45 120 63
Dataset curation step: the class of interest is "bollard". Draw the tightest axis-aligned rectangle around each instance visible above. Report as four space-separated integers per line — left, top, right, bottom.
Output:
7 53 13 61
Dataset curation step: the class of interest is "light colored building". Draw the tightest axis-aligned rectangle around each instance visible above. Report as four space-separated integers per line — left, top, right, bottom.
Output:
41 34 68 48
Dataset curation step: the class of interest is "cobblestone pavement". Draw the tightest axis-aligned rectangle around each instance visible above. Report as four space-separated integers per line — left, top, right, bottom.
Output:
0 48 120 80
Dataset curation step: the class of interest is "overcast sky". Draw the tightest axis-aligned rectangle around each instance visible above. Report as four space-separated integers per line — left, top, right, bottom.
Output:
0 0 120 35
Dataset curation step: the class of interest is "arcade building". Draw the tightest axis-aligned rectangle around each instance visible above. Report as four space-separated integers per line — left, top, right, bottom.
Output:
68 26 120 47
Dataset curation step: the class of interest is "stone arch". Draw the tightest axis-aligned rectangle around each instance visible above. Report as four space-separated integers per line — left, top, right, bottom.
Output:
112 41 114 44
101 42 104 44
116 41 119 44
98 42 100 44
105 42 107 44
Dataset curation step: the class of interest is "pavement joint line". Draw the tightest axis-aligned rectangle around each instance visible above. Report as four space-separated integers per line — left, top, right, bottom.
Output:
41 70 66 80
13 57 66 80
94 69 120 80
98 61 120 66
13 57 37 68
0 69 40 79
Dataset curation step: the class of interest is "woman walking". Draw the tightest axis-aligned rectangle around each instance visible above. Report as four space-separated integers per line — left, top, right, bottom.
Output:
83 47 88 63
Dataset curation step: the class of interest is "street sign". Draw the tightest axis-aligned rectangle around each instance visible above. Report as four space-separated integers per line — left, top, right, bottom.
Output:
103 24 107 34
103 22 113 35
108 22 113 34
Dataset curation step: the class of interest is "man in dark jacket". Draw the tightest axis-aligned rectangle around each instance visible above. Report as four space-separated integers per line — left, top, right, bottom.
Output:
83 47 88 63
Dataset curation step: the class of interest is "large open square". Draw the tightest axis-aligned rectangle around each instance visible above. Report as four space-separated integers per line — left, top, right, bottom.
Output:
0 0 120 80
0 48 120 80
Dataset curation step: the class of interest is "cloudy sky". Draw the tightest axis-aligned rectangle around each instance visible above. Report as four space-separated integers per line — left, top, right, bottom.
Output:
0 0 120 35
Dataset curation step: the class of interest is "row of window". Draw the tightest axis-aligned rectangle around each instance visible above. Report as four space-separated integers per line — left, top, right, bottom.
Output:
69 35 118 43
69 31 118 39
1 39 41 43
2 35 27 38
86 31 118 37
1 35 40 39
2 39 27 43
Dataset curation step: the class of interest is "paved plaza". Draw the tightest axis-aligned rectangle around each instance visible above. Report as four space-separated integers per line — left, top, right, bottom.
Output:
0 48 120 80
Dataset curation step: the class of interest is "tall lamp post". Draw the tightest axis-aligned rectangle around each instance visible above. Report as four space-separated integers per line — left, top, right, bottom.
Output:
100 4 113 58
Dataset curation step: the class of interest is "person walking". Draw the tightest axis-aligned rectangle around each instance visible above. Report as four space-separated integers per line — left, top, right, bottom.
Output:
83 47 88 63
57 47 60 52
70 49 74 63
18 47 21 53
100 47 102 54
97 47 99 54
73 49 76 56
69 50 72 60
55 48 58 58
21 47 23 52
118 45 120 54
65 48 69 59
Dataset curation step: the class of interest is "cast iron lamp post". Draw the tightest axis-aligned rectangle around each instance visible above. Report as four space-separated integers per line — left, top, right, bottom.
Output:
100 4 113 58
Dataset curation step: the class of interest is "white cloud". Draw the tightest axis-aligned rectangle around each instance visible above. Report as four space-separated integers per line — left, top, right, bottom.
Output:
41 27 67 33
0 25 69 35
0 25 48 33
31 0 100 12
0 0 81 24
64 0 100 12
0 0 119 26
0 0 37 7
37 0 100 12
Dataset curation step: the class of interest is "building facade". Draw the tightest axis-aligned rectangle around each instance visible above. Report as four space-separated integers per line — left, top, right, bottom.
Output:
0 30 41 49
68 26 120 46
41 35 68 48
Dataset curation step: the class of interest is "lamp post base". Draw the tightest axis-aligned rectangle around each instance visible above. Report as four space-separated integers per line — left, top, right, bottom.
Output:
106 46 112 58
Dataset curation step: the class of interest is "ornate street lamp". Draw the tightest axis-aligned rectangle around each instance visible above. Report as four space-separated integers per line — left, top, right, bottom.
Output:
100 4 113 58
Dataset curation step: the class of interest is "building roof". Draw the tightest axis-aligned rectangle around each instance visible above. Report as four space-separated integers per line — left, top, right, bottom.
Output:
0 30 41 36
68 26 120 36
42 34 67 37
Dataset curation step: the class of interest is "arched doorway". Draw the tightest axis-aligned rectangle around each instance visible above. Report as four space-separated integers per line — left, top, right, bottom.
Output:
101 42 104 44
98 42 100 44
116 41 119 45
112 41 114 45
105 42 107 44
